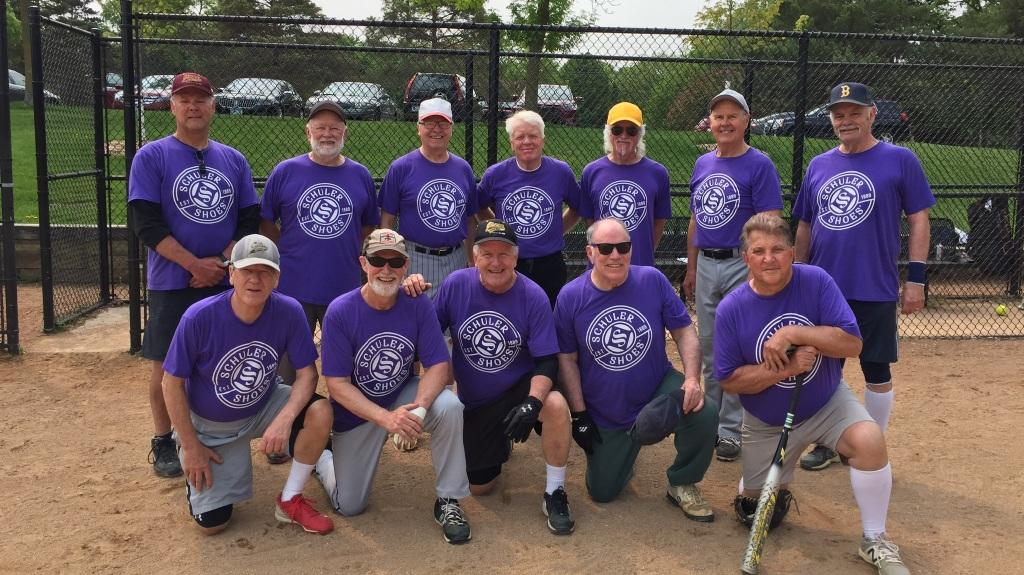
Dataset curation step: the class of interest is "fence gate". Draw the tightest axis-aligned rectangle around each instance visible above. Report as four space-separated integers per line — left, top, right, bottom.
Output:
0 0 20 354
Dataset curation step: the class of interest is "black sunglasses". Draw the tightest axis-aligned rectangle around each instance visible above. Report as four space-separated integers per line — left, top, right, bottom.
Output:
610 125 639 137
590 241 632 255
366 255 407 268
195 149 207 176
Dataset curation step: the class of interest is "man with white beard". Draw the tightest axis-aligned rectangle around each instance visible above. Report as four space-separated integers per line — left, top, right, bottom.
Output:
259 100 379 386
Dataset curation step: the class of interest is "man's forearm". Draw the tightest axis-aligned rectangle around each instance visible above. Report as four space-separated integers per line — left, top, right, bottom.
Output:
672 326 702 383
794 220 811 262
906 209 931 263
273 364 318 425
557 353 586 411
720 363 794 395
326 376 391 426
414 362 451 410
779 325 862 358
162 373 199 447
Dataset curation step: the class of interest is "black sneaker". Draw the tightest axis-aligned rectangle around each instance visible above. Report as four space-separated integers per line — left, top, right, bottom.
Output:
542 487 576 535
715 437 741 462
433 497 472 544
799 445 839 471
148 433 182 478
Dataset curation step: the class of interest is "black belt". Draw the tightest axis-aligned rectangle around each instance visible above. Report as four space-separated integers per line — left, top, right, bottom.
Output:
701 248 740 260
412 244 458 257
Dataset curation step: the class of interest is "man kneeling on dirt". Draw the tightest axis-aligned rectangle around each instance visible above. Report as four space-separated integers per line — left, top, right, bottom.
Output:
162 234 335 535
716 214 909 575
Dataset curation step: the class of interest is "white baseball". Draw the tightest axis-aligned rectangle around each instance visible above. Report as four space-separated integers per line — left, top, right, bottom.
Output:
410 407 427 421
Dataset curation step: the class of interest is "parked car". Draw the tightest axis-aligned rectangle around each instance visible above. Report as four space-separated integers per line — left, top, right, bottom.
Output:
402 72 478 122
304 81 398 120
749 111 794 135
481 98 518 122
511 84 579 125
758 100 910 141
7 69 62 105
112 74 174 110
694 115 711 132
104 73 123 109
215 78 303 117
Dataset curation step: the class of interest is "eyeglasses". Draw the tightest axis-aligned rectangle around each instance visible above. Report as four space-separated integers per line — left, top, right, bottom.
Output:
194 149 207 176
418 120 451 130
610 125 639 137
366 255 407 268
590 241 632 255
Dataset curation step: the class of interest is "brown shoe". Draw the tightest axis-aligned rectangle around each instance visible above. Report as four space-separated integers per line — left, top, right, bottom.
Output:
666 483 714 522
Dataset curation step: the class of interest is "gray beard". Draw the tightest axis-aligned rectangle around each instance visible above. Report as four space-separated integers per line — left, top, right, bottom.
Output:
368 278 399 297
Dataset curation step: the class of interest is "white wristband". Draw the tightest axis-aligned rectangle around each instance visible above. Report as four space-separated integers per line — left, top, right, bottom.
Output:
410 407 427 421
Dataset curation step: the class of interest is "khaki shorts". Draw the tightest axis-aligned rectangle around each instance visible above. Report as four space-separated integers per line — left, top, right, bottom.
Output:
741 382 873 491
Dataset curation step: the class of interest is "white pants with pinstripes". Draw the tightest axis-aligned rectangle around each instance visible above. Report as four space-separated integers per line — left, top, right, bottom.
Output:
407 241 466 298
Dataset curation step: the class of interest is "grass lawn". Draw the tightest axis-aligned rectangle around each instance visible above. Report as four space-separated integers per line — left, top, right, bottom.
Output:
7 103 1019 229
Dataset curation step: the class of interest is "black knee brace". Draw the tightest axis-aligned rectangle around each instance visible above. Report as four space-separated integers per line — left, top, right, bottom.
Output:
859 361 891 385
193 504 233 528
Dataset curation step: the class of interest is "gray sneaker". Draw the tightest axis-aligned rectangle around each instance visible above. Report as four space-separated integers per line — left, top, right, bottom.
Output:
542 487 575 535
800 445 840 471
434 498 472 544
859 533 910 575
716 437 741 462
666 483 714 522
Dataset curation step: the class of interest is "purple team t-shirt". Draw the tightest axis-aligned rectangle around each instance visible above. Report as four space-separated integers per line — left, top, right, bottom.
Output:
260 154 379 306
690 147 783 249
434 268 559 409
555 265 692 429
477 156 581 259
578 156 673 267
378 149 478 247
714 265 861 426
321 288 451 432
128 136 258 291
164 290 318 423
793 142 936 301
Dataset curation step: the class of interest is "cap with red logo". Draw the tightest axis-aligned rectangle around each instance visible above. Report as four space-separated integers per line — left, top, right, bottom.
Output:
171 72 214 96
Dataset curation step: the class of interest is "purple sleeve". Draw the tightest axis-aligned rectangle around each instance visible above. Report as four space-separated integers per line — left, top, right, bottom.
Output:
526 286 560 357
378 160 403 214
898 150 936 215
360 168 381 226
577 167 595 219
554 288 578 354
433 281 451 331
320 303 355 378
259 165 281 222
561 163 581 211
234 153 259 208
414 296 450 368
713 299 745 382
284 299 318 370
752 158 784 213
792 175 814 222
659 271 692 330
653 163 672 219
127 144 162 203
463 163 479 216
816 270 862 339
163 311 199 379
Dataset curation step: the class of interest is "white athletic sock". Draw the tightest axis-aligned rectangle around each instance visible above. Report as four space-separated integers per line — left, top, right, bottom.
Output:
545 464 566 495
851 462 892 539
737 475 745 495
864 385 893 433
281 460 315 502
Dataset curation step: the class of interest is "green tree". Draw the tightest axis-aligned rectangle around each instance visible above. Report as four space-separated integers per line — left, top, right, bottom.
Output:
561 56 617 126
367 0 497 49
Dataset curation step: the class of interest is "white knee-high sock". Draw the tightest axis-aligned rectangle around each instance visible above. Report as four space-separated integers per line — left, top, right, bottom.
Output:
282 460 315 502
864 385 893 433
850 463 892 539
545 464 566 494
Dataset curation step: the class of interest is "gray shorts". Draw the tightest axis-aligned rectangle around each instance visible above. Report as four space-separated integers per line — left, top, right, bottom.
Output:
179 384 294 515
741 383 873 491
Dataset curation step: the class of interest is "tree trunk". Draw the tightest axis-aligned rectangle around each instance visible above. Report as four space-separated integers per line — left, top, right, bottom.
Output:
524 0 549 111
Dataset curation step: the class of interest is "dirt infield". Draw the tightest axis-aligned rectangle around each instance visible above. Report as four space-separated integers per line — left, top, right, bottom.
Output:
1 286 1021 575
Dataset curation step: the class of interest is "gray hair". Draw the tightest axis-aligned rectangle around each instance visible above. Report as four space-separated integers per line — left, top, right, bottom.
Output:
603 124 647 158
740 213 792 251
506 110 545 138
585 217 629 243
472 243 519 257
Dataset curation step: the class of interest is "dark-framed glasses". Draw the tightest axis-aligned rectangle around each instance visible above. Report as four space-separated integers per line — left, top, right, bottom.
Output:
366 255 407 268
195 149 207 176
610 125 639 137
590 241 632 255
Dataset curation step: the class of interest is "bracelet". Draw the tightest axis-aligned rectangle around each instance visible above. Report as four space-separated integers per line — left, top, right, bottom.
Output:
217 254 229 267
907 261 926 284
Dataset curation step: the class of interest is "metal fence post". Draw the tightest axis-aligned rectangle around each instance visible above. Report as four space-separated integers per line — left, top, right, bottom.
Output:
464 54 474 168
0 0 20 353
1011 91 1024 297
791 32 810 201
29 5 55 332
743 60 754 146
121 0 141 353
487 26 499 168
92 28 111 303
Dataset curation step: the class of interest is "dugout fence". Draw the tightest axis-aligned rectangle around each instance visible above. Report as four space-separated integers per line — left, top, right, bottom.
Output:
24 3 1024 349
0 0 19 354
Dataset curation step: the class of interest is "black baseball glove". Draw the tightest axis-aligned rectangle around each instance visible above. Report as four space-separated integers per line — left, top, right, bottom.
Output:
570 410 602 454
503 396 544 443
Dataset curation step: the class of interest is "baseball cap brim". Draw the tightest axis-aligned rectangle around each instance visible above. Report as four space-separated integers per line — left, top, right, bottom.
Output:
308 100 347 121
710 94 749 113
827 97 873 108
420 111 452 123
474 236 516 247
231 258 280 272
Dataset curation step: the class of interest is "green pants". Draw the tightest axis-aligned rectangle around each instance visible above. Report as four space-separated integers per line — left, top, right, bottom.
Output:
585 369 719 503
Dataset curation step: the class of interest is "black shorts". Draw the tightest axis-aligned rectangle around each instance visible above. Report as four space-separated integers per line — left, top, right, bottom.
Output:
847 300 898 364
515 250 566 309
462 373 541 475
142 286 229 361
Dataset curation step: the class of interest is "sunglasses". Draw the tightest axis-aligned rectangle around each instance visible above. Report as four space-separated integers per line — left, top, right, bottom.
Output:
418 120 451 130
610 125 639 137
590 241 632 255
195 149 207 176
366 255 407 268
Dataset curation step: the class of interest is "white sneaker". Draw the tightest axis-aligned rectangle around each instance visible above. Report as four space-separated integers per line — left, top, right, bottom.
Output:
859 533 910 575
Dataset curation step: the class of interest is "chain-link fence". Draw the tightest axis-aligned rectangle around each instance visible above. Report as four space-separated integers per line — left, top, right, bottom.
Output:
30 9 111 330
0 0 20 354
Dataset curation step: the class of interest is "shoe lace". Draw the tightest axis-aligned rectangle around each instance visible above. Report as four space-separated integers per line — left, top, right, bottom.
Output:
148 436 172 464
284 495 318 518
867 536 904 565
548 489 570 515
681 485 707 506
438 499 467 526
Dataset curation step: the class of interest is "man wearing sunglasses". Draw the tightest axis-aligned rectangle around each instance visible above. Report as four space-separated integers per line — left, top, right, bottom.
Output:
682 89 784 464
379 97 478 298
316 229 473 545
555 218 717 521
578 102 672 267
128 72 260 479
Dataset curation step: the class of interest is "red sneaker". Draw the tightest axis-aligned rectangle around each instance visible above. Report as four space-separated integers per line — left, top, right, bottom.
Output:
275 493 334 535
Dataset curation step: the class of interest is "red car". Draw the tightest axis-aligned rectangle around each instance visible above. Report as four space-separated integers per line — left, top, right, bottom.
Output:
112 74 174 111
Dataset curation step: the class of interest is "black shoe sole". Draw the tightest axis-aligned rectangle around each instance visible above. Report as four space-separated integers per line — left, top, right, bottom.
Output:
543 502 576 535
153 465 183 478
715 452 740 462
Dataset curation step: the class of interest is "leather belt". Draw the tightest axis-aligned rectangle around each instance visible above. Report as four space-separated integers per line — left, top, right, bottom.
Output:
701 248 740 260
412 244 458 257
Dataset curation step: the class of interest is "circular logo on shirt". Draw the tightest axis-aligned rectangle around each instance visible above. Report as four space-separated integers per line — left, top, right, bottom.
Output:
172 166 235 224
212 341 279 409
586 305 652 372
599 180 648 231
815 171 876 231
417 178 466 233
355 332 415 397
457 311 522 373
500 186 555 240
296 183 354 239
754 313 823 388
693 173 741 230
